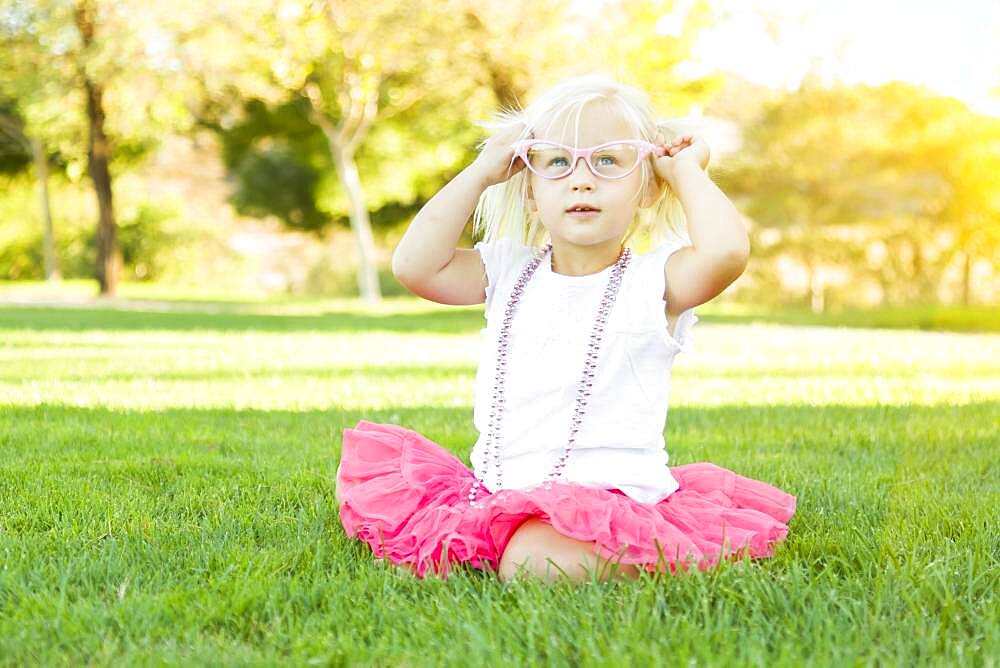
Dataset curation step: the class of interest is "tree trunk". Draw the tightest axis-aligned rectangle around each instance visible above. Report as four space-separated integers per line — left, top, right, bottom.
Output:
910 238 923 302
876 274 890 307
810 269 825 314
804 255 824 313
84 78 120 296
29 136 60 282
961 251 971 306
306 86 381 303
331 146 380 303
75 0 121 296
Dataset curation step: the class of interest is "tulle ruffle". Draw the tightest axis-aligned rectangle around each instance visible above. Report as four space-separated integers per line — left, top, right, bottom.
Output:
336 420 796 579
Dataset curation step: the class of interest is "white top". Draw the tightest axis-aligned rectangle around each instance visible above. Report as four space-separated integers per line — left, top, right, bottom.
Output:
470 236 699 504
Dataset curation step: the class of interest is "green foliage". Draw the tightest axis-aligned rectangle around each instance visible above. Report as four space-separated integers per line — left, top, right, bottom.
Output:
114 202 190 281
0 180 192 281
299 262 410 298
0 226 102 281
0 178 96 279
214 96 329 232
0 1 181 184
1 0 996 306
217 97 327 170
0 232 41 279
715 78 1000 308
231 144 328 232
0 99 31 174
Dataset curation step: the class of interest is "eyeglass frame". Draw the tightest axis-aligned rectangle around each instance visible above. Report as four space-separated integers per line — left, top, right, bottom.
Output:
509 139 659 180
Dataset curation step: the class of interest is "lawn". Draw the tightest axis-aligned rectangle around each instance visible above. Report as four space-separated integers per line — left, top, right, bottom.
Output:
1 294 997 666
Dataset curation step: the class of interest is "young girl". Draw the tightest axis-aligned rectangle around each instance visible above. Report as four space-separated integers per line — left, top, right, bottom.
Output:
336 73 796 583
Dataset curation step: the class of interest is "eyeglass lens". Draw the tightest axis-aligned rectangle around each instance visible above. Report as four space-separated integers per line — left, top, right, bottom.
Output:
526 142 640 178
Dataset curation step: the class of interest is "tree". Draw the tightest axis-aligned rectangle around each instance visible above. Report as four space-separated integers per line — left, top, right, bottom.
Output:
163 0 460 301
73 0 121 294
169 0 581 301
1 0 193 295
0 2 79 283
0 102 61 281
717 75 1000 309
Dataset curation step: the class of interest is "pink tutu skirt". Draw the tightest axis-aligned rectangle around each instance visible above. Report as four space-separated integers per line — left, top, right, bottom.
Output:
336 420 797 579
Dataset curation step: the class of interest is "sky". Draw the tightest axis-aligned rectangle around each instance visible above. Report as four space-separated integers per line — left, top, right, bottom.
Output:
571 0 1000 117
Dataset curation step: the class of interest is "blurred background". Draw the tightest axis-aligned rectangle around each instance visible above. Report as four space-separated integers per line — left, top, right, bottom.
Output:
1 0 998 315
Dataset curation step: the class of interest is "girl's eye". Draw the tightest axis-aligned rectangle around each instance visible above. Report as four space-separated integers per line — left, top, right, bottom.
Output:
549 156 613 166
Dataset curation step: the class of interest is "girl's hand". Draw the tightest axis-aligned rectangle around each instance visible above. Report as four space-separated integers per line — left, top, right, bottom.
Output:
651 132 710 183
470 122 530 187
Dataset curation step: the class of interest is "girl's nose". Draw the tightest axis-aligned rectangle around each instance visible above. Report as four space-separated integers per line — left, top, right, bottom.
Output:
568 158 596 186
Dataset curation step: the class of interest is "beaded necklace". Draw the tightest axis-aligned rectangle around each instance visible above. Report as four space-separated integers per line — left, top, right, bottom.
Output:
468 241 633 508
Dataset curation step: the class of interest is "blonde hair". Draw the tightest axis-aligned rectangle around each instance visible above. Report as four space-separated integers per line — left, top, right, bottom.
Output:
470 72 690 253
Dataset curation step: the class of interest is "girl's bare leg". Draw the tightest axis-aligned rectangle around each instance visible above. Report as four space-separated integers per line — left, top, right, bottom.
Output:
498 518 641 584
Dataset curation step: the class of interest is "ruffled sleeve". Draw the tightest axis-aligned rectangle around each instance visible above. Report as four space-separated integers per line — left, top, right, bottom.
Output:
646 239 700 354
473 236 535 316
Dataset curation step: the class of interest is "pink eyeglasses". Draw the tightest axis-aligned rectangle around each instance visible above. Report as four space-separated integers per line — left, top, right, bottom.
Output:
509 139 659 180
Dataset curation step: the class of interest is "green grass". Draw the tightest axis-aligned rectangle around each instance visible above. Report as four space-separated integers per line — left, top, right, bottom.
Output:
1 296 998 666
5 278 1000 332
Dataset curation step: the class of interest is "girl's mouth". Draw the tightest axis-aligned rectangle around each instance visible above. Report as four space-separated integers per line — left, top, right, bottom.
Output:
566 210 601 218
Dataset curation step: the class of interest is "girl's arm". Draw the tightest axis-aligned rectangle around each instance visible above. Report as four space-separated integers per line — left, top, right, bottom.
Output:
655 134 751 316
391 164 492 305
392 163 489 281
392 123 526 305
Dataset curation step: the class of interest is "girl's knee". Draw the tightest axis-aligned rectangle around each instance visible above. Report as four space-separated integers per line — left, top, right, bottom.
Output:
498 518 637 584
499 518 559 582
498 517 641 582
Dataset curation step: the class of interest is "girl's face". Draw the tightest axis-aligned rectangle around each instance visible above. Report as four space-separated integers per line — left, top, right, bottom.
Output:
526 103 660 248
